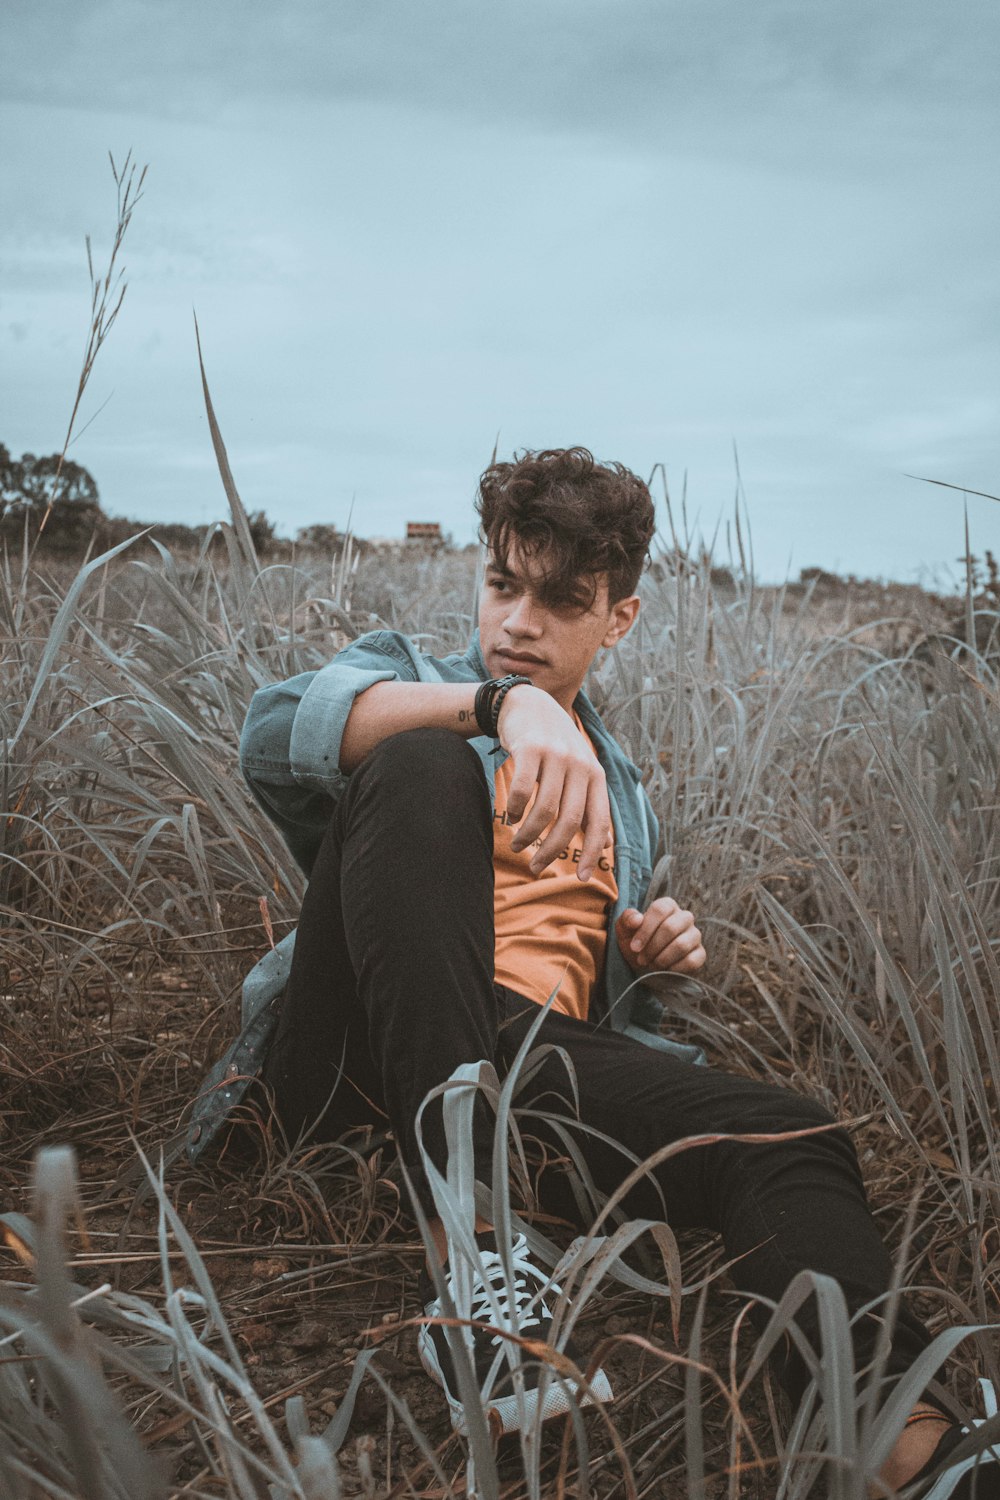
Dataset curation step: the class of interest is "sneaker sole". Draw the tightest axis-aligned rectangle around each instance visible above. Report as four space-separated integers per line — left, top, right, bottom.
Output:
485 1366 614 1438
418 1331 613 1438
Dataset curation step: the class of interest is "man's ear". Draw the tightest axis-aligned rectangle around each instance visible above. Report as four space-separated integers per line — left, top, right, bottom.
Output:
602 594 640 649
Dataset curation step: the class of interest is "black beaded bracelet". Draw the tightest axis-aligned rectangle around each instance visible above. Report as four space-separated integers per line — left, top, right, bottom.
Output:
489 674 532 735
474 674 533 737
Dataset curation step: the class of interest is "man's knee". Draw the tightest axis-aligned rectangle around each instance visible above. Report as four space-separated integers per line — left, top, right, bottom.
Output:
743 1088 860 1174
364 727 485 784
774 1091 838 1135
349 729 490 824
696 1083 848 1170
723 1078 834 1136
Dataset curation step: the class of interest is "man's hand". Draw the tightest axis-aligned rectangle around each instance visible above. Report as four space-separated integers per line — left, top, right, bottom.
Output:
616 900 706 975
497 684 611 881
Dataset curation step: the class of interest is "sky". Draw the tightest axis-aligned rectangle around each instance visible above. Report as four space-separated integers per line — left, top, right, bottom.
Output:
2 0 998 584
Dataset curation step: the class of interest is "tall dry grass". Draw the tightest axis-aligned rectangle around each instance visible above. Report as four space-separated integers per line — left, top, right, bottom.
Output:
0 498 997 1496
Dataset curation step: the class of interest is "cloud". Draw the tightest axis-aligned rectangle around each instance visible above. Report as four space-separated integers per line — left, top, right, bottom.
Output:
5 0 998 156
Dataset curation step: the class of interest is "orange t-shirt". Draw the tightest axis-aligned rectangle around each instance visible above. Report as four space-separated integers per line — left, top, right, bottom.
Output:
492 720 618 1021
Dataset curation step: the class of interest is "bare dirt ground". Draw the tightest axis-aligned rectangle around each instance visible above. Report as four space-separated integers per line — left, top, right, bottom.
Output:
0 938 792 1495
1 932 956 1498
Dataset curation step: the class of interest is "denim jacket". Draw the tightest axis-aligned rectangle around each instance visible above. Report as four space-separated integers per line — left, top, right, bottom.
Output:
186 630 704 1161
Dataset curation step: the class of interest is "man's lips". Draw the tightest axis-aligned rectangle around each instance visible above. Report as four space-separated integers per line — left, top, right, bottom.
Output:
496 650 546 668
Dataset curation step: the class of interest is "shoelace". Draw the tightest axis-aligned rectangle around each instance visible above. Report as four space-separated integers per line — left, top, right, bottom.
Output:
468 1236 554 1349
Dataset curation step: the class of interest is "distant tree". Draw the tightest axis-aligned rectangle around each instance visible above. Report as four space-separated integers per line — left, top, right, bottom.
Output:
248 509 276 553
296 523 342 552
799 566 844 591
0 443 284 560
2 449 100 512
0 444 21 509
145 520 210 551
0 443 105 551
957 548 1000 608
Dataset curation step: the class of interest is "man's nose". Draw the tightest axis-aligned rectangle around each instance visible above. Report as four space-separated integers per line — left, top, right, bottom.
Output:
504 595 542 635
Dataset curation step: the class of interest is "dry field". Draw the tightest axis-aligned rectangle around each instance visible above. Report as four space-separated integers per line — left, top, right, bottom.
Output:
1 521 998 1499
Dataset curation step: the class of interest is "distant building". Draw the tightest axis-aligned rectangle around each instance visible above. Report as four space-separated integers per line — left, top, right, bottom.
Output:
406 521 443 546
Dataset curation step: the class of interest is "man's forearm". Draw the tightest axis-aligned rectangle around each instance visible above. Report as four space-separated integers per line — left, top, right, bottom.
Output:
339 680 483 772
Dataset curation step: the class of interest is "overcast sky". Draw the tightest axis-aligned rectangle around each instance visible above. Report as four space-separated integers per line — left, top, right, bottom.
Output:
2 0 998 583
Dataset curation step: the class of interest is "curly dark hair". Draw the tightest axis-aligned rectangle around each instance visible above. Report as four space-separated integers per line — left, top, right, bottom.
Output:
475 447 656 608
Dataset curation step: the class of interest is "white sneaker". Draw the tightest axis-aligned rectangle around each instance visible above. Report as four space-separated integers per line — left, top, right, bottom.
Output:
417 1230 613 1438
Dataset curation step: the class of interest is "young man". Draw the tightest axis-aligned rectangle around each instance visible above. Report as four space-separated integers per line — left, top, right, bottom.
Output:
190 449 996 1495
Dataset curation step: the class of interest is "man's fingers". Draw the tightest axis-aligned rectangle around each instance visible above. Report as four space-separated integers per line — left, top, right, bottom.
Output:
673 944 708 975
578 772 612 879
656 930 710 978
513 763 567 855
616 908 643 941
643 925 705 973
502 721 610 877
627 899 679 954
530 771 589 872
506 747 542 827
624 902 706 973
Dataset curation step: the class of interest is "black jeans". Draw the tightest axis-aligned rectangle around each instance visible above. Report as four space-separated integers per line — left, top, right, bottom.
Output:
263 728 932 1401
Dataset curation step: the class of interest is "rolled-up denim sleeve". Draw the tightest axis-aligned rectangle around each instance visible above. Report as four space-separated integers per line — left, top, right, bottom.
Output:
238 635 417 867
288 658 398 793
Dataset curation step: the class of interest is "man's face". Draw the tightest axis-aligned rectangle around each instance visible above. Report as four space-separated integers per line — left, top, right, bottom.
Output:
478 544 640 711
